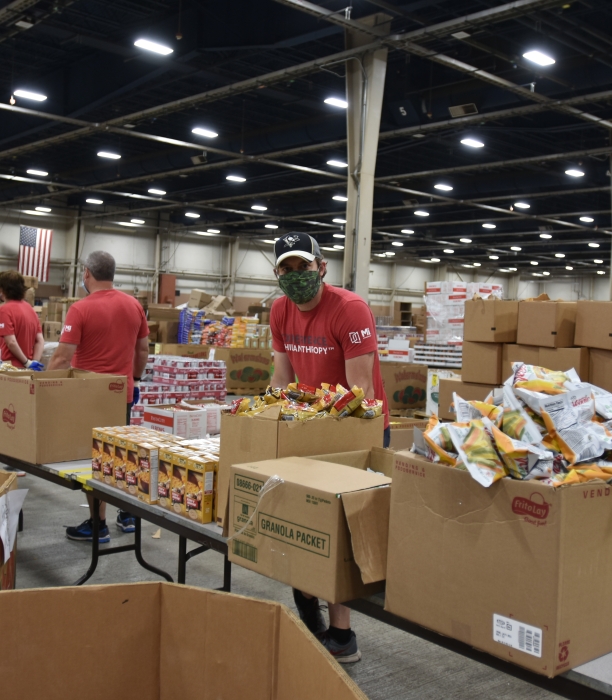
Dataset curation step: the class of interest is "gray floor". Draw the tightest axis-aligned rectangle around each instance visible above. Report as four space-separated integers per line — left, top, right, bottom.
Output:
14 474 571 700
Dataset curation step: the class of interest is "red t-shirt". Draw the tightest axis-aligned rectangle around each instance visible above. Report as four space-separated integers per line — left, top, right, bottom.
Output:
60 289 149 402
0 300 42 367
271 284 389 428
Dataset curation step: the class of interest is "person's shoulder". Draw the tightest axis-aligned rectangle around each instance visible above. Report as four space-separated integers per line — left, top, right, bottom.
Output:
270 296 288 315
325 285 369 308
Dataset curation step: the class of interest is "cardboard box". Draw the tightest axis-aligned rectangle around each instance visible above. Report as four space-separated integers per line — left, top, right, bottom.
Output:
386 451 612 677
148 306 180 321
43 321 62 342
0 370 126 464
502 344 540 382
157 320 179 344
22 275 38 289
24 287 35 306
461 341 502 385
589 349 612 393
185 454 215 523
124 438 140 495
426 368 461 416
143 405 208 439
147 321 159 342
218 412 384 529
229 457 390 603
0 470 18 591
313 447 396 478
438 377 497 421
137 441 160 505
575 301 612 349
170 453 188 514
0 582 367 700
540 347 589 381
188 289 213 309
517 301 577 347
379 362 427 410
464 299 519 343
387 417 429 451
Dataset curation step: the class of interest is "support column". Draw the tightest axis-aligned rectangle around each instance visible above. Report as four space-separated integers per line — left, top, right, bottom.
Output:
68 206 82 297
507 273 520 300
227 237 240 301
342 13 391 301
609 151 612 300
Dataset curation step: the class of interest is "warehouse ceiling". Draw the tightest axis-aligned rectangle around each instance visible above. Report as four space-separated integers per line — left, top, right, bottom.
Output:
0 0 611 280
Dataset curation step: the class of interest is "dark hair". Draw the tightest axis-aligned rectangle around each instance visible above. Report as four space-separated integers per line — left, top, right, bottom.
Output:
84 250 115 281
0 270 26 301
315 256 327 279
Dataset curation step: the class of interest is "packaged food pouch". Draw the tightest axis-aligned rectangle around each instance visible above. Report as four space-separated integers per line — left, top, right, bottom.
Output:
231 397 251 415
522 404 547 434
574 383 612 420
511 362 580 393
310 389 333 413
263 386 285 405
423 423 458 466
539 393 603 465
515 385 595 423
285 382 318 403
491 424 554 480
585 421 612 452
447 420 507 488
548 467 612 488
453 393 484 423
353 398 383 419
501 386 543 445
327 383 348 407
330 386 365 418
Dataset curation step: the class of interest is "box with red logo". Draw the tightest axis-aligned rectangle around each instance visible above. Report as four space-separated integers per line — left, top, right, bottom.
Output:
143 405 208 439
385 451 612 677
0 369 126 464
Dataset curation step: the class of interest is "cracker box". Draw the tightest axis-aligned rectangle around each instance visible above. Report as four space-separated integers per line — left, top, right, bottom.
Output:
92 429 105 479
113 436 127 488
158 448 174 508
124 438 141 496
137 441 160 505
100 433 115 483
185 454 216 524
171 453 188 515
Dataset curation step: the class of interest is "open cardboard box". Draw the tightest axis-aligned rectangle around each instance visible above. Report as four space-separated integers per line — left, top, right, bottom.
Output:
0 582 367 700
229 457 391 604
0 471 18 590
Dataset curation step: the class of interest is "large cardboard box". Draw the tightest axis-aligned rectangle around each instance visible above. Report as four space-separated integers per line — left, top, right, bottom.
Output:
386 451 612 677
313 447 396 478
502 344 540 382
154 343 210 358
388 417 429 451
540 347 589 381
379 362 427 409
143 405 208 439
43 321 62 342
517 301 577 347
426 368 461 416
187 288 213 309
0 369 126 464
461 341 502 385
438 377 497 421
0 582 367 700
218 412 384 529
575 301 612 349
229 457 390 603
22 275 38 289
464 299 519 343
589 348 612 393
157 321 179 344
0 470 18 590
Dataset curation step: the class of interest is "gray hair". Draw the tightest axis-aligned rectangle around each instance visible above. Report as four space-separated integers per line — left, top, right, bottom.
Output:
84 250 115 281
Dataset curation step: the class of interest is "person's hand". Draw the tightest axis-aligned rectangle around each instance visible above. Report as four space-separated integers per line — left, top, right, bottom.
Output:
25 360 44 371
133 380 141 405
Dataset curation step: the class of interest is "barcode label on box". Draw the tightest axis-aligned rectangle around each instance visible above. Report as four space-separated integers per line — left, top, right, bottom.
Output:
493 614 542 658
232 540 258 563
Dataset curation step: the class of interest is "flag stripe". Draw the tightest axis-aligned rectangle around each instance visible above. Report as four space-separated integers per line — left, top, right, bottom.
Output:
18 226 53 281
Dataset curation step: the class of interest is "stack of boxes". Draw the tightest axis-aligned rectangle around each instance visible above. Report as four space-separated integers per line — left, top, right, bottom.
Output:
92 425 219 524
42 297 79 341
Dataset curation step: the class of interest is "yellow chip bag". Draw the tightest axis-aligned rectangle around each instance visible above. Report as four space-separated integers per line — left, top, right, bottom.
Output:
447 419 507 487
330 386 365 418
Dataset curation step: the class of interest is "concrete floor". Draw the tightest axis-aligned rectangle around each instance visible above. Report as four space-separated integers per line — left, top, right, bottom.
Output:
13 474 581 700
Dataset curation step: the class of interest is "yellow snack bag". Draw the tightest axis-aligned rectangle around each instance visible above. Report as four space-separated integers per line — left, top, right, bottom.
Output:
353 398 383 419
330 386 365 418
447 419 507 487
423 420 458 466
491 424 553 480
511 363 580 394
550 468 612 487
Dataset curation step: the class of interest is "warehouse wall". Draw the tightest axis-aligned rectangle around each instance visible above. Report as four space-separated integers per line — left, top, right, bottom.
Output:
0 212 609 305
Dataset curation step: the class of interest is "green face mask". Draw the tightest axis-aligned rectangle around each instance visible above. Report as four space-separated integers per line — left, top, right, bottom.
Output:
278 269 322 305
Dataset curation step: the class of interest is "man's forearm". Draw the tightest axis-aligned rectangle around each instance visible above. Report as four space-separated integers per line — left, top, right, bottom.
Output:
133 349 149 378
47 353 72 370
4 337 27 365
33 336 45 362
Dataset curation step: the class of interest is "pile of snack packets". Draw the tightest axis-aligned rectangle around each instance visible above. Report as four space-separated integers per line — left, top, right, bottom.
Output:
418 362 612 488
230 382 383 421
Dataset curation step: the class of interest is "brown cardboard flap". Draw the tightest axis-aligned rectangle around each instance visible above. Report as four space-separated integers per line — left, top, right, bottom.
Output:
256 405 282 421
341 486 391 584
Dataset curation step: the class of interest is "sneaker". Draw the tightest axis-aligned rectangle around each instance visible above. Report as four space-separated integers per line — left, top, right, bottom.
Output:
66 519 110 543
322 631 362 664
293 588 327 639
116 510 136 533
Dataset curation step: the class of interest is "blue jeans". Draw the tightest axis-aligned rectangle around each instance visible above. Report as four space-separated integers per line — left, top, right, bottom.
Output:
383 426 391 449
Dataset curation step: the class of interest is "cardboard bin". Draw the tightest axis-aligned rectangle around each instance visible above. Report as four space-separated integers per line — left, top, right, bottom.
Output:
461 341 502 385
0 369 126 464
387 417 429 451
0 470 18 590
517 301 577 348
386 451 612 677
0 582 368 700
379 362 427 410
229 457 391 604
575 301 612 350
313 446 396 478
217 411 384 529
464 299 519 343
438 377 497 421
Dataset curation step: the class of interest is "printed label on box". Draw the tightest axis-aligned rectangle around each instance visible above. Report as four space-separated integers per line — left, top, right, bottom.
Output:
493 614 542 657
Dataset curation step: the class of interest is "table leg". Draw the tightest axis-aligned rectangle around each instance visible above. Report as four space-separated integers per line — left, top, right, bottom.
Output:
178 535 187 584
73 496 101 586
220 555 232 592
133 517 174 582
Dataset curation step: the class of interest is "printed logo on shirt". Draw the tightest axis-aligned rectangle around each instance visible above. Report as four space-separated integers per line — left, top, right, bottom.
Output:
361 328 372 339
349 331 361 344
281 333 334 355
0 323 4 328
63 325 71 332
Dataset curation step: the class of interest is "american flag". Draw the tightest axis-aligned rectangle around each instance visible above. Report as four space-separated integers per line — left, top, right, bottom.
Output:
18 226 53 282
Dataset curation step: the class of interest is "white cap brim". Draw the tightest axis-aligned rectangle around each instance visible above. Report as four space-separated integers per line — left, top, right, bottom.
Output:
275 251 316 266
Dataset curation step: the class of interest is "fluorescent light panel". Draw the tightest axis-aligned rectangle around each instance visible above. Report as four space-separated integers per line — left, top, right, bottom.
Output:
97 151 121 159
324 97 348 108
148 188 166 195
86 198 103 204
192 127 218 138
26 169 48 177
523 50 555 66
226 175 246 182
327 160 348 168
14 89 46 101
461 138 484 148
134 38 173 55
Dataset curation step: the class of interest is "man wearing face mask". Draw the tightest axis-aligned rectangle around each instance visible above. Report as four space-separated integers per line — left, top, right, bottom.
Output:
0 270 44 370
48 251 149 542
270 232 389 664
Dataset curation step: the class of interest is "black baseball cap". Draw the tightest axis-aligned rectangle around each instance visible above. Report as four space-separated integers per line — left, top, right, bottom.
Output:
274 232 322 266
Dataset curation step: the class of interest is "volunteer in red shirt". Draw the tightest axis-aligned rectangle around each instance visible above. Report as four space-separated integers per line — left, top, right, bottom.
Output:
270 231 389 665
48 250 149 543
0 271 44 370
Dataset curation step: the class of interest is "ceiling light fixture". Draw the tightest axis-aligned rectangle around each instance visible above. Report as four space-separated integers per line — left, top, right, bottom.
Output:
597 270 606 275
192 127 218 138
86 198 103 204
148 188 166 195
555 253 565 258
530 261 539 265
580 216 594 223
251 205 267 211
443 249 454 254
401 229 414 234
414 210 429 217
332 218 347 224
473 262 481 267
385 252 395 256
460 237 472 243
489 255 499 260
565 169 584 177
207 229 220 234
193 231 216 236
35 206 51 212
540 233 552 239
510 246 521 251
333 195 348 202
434 183 453 191
97 151 121 159
324 97 348 109
118 221 137 227
226 175 246 182
589 242 600 248
327 160 348 168
460 137 484 148
566 266 573 270
134 38 173 55
483 223 496 229
14 89 47 101
333 233 346 239
514 202 530 209
334 245 345 250
523 50 555 66
543 271 550 276
265 224 278 229
430 258 440 262
22 209 45 216
131 219 145 224
26 169 48 177
391 241 404 247
185 212 200 218
594 259 604 264
263 239 276 244
508 267 517 271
